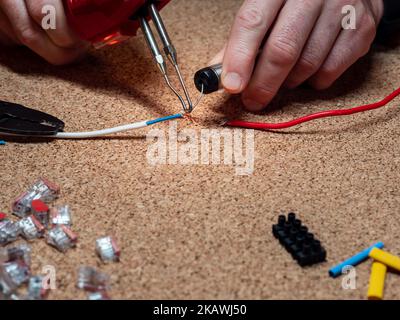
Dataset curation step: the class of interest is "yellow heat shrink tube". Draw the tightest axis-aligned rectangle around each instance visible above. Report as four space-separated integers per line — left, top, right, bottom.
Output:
367 261 387 300
369 248 400 272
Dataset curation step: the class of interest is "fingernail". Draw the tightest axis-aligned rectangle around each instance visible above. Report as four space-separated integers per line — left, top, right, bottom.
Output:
242 99 265 111
222 72 243 93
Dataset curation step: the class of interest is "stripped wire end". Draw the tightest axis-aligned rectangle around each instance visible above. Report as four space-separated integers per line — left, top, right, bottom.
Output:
189 84 205 114
220 119 231 127
182 113 199 125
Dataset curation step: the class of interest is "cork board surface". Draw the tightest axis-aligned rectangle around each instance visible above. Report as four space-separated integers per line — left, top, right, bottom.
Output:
0 0 399 300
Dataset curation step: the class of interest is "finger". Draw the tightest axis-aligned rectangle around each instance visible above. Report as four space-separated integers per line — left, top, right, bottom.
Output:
208 44 226 66
0 0 87 65
242 0 323 111
285 1 344 88
25 0 85 49
309 4 377 90
0 7 20 44
0 29 15 45
364 0 384 25
222 0 284 93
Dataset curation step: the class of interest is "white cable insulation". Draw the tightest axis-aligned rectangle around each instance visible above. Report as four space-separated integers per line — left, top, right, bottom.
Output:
53 121 148 139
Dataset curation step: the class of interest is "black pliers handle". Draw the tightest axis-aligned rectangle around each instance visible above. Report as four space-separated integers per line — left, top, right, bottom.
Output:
0 100 64 136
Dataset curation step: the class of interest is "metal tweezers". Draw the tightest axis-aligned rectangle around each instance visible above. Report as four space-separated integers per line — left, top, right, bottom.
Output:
138 2 194 113
0 100 64 136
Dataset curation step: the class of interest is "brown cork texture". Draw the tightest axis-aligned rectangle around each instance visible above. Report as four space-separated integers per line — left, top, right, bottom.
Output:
0 0 399 300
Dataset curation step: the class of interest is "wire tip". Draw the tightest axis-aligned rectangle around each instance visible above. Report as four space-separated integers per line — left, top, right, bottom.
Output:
220 119 230 127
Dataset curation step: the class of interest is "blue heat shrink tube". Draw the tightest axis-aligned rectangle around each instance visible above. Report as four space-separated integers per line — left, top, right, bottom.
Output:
329 242 384 278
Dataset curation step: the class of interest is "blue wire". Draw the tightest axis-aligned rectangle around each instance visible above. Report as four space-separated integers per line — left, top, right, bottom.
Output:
146 114 183 126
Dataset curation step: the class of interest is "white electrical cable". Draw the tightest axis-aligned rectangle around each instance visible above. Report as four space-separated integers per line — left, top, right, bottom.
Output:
53 120 149 139
52 87 204 139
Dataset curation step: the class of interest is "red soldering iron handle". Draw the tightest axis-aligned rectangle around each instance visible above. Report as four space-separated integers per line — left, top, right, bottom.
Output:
63 0 171 48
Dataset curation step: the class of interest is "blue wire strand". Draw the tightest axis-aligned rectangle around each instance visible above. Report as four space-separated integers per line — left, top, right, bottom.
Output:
146 114 183 126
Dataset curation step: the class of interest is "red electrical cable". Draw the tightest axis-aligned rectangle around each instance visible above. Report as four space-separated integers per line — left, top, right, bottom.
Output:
225 87 400 130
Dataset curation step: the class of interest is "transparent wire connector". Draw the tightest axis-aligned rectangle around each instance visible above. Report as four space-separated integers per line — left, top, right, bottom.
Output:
0 220 21 245
1 243 32 266
27 276 48 300
19 216 45 240
95 236 120 263
8 293 22 300
0 264 18 297
46 225 77 252
2 261 30 287
87 291 111 300
31 199 50 228
50 205 72 227
77 266 110 292
12 190 38 218
12 178 60 218
29 178 60 203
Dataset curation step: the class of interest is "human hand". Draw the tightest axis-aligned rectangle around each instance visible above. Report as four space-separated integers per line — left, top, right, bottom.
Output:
0 0 89 65
213 0 384 111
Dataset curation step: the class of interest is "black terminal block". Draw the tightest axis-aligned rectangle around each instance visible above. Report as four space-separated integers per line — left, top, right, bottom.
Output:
272 212 326 267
